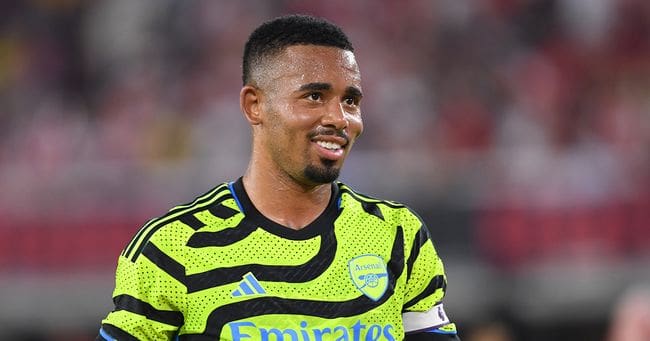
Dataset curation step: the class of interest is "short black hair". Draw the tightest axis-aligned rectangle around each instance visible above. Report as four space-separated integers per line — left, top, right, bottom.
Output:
242 14 354 85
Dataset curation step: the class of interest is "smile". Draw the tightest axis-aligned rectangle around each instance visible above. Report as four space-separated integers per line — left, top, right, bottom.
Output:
316 141 342 150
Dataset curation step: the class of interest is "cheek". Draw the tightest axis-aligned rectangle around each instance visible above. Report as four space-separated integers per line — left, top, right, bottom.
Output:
348 115 364 138
268 112 307 151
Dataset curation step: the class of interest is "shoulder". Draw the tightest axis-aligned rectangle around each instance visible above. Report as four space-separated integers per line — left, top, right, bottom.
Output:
337 181 406 208
120 182 236 262
336 182 424 230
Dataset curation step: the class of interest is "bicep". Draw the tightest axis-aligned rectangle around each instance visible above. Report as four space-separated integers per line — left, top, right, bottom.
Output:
402 216 459 339
404 224 447 312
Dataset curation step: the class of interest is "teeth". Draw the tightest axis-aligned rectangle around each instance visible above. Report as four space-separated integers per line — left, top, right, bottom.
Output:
316 141 342 150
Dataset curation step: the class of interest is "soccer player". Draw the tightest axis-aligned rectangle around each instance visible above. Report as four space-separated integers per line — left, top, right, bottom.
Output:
98 14 460 341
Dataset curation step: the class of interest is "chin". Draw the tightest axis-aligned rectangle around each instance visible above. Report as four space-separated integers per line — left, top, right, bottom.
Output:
304 163 340 184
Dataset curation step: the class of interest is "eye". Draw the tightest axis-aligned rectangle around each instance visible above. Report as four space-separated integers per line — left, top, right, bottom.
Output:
307 92 322 101
344 96 359 106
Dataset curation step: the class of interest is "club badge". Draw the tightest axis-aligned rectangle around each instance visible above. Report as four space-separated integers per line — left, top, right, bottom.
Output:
348 254 388 301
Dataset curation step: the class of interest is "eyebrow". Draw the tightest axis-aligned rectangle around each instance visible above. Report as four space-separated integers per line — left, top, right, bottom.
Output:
344 86 363 99
298 82 332 92
297 83 363 99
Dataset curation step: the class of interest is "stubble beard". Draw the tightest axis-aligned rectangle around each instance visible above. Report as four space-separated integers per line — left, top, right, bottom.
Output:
304 159 340 184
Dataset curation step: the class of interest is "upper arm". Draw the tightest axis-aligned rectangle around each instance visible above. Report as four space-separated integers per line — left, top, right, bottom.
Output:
402 212 458 337
101 238 187 340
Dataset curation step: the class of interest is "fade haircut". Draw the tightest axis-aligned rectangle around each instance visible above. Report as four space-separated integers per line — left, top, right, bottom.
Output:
242 14 354 86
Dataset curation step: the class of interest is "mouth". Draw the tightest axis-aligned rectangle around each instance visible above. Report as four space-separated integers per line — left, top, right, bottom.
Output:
311 136 348 161
315 140 344 150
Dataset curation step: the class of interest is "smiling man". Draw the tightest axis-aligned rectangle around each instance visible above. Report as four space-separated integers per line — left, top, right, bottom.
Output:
98 15 459 341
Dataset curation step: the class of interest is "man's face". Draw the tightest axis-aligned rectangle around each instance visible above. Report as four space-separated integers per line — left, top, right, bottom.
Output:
254 45 363 186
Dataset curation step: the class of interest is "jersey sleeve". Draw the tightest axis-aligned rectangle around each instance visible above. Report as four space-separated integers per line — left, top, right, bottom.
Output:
401 211 458 336
100 236 187 340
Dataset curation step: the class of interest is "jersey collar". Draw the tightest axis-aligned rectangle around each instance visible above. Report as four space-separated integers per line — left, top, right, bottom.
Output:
230 177 342 240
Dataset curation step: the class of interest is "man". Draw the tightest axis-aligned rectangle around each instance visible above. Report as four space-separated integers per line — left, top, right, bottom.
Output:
98 15 459 341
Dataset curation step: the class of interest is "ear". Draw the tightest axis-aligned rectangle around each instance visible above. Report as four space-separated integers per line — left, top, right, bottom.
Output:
240 85 263 125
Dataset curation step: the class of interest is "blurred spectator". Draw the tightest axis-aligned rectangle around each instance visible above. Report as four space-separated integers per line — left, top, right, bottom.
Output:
466 321 514 341
607 286 650 341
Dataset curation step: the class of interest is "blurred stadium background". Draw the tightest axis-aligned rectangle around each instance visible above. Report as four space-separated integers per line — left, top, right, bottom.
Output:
1 0 649 340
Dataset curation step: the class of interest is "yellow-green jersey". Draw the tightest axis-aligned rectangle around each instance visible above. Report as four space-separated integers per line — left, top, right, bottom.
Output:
99 178 457 340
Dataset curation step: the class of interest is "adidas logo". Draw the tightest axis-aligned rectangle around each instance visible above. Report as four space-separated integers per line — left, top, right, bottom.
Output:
231 272 267 297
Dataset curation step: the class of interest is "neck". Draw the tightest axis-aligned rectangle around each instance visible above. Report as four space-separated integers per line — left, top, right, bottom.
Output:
242 163 333 230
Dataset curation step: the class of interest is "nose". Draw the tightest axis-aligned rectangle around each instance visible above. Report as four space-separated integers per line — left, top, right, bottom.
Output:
322 101 348 131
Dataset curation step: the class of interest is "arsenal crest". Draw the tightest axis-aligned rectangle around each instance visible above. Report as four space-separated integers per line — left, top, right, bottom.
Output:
348 254 388 301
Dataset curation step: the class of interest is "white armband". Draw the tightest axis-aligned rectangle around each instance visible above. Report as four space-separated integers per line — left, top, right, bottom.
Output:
402 303 450 333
